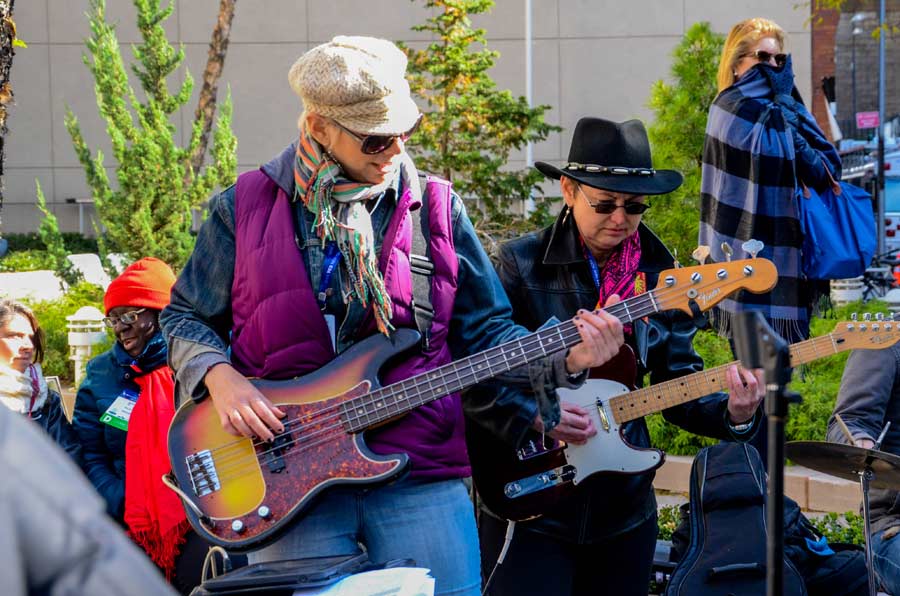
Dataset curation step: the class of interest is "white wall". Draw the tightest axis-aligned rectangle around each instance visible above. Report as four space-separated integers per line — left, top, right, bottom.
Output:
4 0 810 233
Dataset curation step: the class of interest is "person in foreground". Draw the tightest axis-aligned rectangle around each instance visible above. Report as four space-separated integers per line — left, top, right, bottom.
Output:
73 258 204 594
0 298 81 464
827 344 900 595
700 17 841 344
161 36 624 596
0 393 176 596
465 117 765 596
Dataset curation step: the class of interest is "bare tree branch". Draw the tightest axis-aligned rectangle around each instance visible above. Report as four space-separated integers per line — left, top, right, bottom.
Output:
0 0 16 226
189 0 236 174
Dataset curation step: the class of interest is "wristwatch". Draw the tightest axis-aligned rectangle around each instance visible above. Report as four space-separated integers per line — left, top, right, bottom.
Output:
728 417 754 434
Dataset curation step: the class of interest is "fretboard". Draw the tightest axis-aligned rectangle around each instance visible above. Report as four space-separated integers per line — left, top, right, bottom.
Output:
610 332 850 424
341 290 666 433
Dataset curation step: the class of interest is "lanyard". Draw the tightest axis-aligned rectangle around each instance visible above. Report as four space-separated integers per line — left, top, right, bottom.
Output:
581 241 603 296
317 241 342 310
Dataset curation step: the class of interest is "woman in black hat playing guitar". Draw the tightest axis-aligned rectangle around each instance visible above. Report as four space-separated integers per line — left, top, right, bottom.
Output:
464 117 765 596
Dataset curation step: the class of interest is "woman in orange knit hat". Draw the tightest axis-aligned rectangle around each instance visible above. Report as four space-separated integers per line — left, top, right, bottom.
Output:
73 257 204 594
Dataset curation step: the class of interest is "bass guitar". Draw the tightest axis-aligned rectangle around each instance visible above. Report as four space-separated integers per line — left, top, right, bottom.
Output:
166 257 775 550
472 315 900 521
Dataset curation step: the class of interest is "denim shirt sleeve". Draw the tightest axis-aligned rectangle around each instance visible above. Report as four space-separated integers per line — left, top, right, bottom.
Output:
159 186 237 405
446 196 577 431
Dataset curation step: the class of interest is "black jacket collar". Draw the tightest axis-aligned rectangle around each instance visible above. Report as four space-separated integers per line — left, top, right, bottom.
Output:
541 208 673 274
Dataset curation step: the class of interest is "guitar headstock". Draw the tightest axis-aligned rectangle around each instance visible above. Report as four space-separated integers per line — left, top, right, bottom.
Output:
651 258 777 316
829 314 900 351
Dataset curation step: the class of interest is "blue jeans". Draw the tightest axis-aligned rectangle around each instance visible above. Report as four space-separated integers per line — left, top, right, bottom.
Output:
872 527 900 594
248 477 481 596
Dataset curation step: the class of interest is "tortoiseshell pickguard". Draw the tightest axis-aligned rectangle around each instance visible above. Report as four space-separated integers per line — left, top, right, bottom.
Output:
167 329 426 549
174 383 405 547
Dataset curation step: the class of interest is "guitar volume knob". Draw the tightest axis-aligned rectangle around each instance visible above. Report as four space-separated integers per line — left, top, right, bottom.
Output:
231 519 245 534
257 506 271 519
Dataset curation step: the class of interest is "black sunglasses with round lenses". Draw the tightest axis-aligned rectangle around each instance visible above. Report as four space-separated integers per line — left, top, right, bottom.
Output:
578 186 650 215
746 49 787 68
102 308 147 328
333 114 424 155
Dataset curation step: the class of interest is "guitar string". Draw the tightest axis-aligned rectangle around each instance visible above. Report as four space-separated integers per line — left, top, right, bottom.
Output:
197 286 671 472
198 302 646 478
198 321 590 480
183 272 763 481
610 330 856 422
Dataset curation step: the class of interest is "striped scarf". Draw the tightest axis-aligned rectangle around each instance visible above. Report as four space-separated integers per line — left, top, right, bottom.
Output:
293 129 416 335
698 60 840 338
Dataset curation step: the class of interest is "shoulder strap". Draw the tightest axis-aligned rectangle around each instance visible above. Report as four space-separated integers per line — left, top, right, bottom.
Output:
410 174 435 350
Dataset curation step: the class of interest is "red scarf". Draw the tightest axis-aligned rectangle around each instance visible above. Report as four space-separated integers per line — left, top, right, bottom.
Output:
124 364 189 580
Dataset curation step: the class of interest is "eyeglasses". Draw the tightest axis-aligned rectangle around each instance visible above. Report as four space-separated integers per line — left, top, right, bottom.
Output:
563 163 655 177
332 114 424 155
102 308 147 328
744 49 787 68
577 186 650 215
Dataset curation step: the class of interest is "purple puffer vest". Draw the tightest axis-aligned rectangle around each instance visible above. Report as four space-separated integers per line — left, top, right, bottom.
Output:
230 169 467 479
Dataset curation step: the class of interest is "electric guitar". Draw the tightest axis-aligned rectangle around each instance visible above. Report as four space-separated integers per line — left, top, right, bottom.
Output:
165 257 776 550
471 315 900 521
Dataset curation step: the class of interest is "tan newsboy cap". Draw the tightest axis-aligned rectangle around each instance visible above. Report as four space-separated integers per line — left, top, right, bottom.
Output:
289 35 420 136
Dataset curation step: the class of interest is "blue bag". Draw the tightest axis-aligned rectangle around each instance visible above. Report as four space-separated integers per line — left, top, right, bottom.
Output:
798 181 875 280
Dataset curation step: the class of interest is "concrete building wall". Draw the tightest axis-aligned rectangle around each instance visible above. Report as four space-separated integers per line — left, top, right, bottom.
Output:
5 0 811 234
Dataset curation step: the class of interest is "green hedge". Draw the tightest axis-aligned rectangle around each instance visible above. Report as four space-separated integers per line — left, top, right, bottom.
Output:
658 504 864 546
0 249 56 272
24 282 112 385
2 232 99 254
649 300 890 456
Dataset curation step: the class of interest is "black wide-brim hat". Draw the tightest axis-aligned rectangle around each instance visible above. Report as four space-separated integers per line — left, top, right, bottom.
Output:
536 117 683 196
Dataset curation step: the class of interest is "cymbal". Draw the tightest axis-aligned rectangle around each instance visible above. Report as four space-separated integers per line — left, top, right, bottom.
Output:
785 441 900 490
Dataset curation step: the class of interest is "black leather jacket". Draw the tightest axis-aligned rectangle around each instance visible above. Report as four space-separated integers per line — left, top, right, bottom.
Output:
463 212 753 542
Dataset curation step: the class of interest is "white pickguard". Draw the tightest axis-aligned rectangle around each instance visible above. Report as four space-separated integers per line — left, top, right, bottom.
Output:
557 379 664 484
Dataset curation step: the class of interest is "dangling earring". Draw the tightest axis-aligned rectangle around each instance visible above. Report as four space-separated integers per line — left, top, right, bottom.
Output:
562 204 571 224
324 147 343 171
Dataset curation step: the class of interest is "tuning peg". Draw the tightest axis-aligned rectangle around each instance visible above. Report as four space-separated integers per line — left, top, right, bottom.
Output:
741 239 765 260
672 248 681 269
864 313 872 321
851 313 859 321
877 313 885 321
720 243 734 263
692 245 711 265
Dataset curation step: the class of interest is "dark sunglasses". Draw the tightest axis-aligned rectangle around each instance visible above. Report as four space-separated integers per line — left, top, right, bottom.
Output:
333 114 423 155
578 186 650 215
745 49 787 68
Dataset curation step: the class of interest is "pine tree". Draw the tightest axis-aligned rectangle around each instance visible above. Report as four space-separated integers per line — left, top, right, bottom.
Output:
645 22 724 265
402 0 559 243
65 0 237 270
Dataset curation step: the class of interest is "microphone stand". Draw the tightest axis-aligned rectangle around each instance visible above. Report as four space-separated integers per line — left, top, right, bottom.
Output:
732 312 800 596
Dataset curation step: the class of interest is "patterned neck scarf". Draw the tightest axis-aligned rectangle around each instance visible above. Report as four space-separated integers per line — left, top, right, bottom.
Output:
0 363 48 415
583 231 644 333
293 128 417 335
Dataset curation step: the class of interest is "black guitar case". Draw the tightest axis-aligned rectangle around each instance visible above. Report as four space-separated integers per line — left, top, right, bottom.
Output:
664 442 806 596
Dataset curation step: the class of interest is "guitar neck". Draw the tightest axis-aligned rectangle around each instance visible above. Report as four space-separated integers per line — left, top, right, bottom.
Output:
611 332 849 424
343 291 665 433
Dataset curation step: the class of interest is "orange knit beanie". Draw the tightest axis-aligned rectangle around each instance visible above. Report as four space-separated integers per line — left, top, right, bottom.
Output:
104 257 176 314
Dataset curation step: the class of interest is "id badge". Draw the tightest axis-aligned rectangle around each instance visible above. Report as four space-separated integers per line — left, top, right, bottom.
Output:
99 389 139 431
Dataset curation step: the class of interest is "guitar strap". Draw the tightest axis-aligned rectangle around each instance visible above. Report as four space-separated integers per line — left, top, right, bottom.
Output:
409 175 436 351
